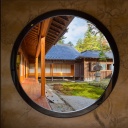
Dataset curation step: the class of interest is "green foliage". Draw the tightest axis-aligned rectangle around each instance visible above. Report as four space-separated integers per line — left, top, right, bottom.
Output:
83 29 101 51
67 41 74 46
57 40 64 44
57 36 66 44
99 51 107 61
75 39 83 52
61 82 104 99
75 22 110 52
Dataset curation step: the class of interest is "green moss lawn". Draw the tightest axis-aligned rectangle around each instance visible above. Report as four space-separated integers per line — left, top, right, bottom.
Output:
61 82 105 99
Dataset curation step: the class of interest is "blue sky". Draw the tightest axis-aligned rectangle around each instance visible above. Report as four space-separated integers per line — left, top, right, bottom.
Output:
63 17 88 46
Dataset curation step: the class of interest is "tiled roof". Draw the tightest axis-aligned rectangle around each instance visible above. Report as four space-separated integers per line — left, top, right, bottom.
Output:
79 50 113 59
80 50 101 58
46 45 113 60
45 44 80 60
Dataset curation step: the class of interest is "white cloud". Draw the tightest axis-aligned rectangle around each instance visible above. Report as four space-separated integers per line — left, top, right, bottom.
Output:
63 17 88 45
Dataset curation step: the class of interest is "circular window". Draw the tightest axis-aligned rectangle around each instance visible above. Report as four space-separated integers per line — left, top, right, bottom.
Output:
11 10 119 118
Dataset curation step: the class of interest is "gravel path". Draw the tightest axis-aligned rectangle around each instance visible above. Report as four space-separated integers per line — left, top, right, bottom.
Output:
49 95 96 112
46 84 97 112
60 95 96 110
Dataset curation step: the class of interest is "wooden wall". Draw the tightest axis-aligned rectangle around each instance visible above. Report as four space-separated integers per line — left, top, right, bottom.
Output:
74 60 84 80
74 59 113 81
83 59 113 81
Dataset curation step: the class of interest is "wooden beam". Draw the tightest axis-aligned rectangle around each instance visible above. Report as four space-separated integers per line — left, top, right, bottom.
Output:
36 18 52 58
58 16 69 22
25 37 38 42
41 19 52 37
46 35 56 40
26 32 37 38
28 30 39 35
35 57 38 81
41 37 45 96
54 18 65 27
49 28 60 34
52 20 65 27
47 33 57 38
51 25 62 31
26 34 38 38
48 30 59 36
37 23 41 35
36 39 41 58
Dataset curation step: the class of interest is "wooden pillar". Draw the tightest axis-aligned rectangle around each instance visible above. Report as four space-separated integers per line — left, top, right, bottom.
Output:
80 63 81 80
74 63 75 81
20 54 23 83
35 57 38 81
24 60 26 78
51 63 53 81
41 37 45 96
26 62 28 78
22 56 24 81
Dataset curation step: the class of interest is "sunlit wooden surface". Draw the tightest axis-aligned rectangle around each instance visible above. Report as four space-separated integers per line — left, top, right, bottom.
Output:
21 77 51 110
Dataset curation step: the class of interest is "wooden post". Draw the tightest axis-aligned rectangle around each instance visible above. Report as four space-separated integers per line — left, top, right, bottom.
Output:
20 54 23 83
80 64 81 80
41 37 45 96
35 57 38 81
74 63 75 81
51 63 53 81
24 60 26 78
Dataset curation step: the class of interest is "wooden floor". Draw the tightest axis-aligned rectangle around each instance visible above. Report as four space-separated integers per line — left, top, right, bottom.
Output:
21 77 51 110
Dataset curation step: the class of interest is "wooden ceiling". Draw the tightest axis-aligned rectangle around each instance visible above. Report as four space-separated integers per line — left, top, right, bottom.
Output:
21 16 74 63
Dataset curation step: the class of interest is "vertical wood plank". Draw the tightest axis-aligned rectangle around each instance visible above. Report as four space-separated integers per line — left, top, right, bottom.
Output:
35 57 38 81
51 63 53 81
41 37 45 96
74 63 75 81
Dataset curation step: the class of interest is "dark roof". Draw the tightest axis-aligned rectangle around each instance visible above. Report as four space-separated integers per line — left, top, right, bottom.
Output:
45 44 80 60
46 45 113 60
78 50 113 59
80 50 101 58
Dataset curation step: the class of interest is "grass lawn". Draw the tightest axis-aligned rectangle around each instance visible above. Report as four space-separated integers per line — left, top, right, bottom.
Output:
60 82 105 99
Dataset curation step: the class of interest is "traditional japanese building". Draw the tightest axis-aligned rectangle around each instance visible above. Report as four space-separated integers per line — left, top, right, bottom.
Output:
16 15 113 99
17 43 113 83
44 44 113 81
76 50 113 81
25 43 113 81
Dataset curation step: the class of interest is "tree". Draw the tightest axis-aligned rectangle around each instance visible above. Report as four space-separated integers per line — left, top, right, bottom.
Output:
67 41 74 46
75 21 111 53
82 27 101 51
75 24 101 52
99 50 107 61
57 36 66 44
75 39 83 52
87 21 110 51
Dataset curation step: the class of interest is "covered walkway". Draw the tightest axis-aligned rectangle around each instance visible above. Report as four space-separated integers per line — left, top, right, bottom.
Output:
17 15 74 98
21 77 51 110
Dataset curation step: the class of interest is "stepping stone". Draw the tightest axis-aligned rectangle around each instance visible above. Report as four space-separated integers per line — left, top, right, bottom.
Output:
45 85 64 104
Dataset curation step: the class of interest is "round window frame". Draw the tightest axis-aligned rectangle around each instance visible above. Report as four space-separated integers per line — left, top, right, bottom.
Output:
10 9 119 118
